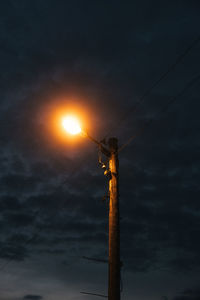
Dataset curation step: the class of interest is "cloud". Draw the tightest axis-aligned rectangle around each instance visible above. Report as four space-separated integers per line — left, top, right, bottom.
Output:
173 287 200 300
0 242 28 261
23 295 43 300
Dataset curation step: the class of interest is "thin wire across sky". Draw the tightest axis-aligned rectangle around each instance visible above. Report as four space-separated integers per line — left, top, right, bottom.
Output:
104 35 200 142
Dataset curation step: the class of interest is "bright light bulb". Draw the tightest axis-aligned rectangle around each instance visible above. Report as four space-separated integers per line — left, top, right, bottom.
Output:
62 116 82 135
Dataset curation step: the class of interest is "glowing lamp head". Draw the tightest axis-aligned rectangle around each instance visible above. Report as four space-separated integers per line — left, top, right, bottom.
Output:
62 116 82 135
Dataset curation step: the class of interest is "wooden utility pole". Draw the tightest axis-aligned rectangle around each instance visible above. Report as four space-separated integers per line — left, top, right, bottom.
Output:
108 137 120 300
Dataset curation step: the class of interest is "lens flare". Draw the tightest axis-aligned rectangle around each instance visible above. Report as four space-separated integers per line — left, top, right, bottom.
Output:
62 116 82 135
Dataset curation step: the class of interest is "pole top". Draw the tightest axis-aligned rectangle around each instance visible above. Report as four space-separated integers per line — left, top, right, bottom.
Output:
108 137 118 152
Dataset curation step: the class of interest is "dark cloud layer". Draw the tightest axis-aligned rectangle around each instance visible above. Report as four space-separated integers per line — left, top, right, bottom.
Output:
0 1 200 300
173 287 200 300
23 295 43 300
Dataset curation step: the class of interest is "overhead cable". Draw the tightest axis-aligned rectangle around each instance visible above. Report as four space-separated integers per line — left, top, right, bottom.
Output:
104 35 200 139
118 74 200 153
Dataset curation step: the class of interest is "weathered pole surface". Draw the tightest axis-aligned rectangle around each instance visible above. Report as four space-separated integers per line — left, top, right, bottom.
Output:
108 137 120 300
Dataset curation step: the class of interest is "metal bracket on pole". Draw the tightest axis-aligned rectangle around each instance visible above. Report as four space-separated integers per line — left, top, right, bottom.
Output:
84 132 110 157
80 292 108 298
82 256 108 264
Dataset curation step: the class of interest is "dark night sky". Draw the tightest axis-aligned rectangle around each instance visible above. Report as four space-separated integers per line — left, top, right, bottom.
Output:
0 1 200 300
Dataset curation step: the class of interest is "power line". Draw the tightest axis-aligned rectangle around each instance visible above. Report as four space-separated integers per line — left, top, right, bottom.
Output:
104 35 200 139
118 73 200 153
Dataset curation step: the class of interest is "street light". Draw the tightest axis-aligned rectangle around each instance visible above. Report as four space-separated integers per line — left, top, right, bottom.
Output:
62 115 120 300
62 115 82 135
